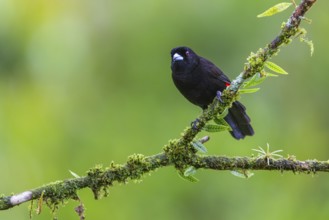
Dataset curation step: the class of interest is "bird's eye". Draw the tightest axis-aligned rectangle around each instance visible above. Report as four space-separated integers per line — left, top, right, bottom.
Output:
185 51 189 56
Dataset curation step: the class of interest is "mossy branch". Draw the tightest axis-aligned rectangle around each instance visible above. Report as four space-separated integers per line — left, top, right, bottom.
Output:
1 153 328 211
0 0 318 214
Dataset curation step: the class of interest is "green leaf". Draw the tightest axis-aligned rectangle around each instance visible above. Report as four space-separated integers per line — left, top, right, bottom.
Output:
243 73 257 88
264 72 278 77
191 141 208 153
69 170 80 178
214 117 225 125
231 170 254 179
257 2 292 18
265 61 288 74
214 117 229 127
177 171 199 183
203 124 231 132
239 88 260 94
184 166 197 176
217 108 229 119
243 72 267 88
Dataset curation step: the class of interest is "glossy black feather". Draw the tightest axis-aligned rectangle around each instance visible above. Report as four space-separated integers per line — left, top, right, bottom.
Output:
171 46 254 140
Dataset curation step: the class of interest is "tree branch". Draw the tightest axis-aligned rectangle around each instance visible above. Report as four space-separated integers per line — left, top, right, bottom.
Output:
0 0 318 213
193 155 329 173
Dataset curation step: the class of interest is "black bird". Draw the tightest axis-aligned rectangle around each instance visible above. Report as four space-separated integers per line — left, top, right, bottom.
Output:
170 46 254 140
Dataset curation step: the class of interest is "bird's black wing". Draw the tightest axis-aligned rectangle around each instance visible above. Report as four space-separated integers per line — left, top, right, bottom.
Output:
199 57 231 93
199 57 231 84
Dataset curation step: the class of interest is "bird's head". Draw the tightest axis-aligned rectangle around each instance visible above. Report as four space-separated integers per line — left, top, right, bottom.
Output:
171 46 199 73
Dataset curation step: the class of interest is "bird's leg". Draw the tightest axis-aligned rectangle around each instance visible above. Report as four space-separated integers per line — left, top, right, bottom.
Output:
216 91 224 103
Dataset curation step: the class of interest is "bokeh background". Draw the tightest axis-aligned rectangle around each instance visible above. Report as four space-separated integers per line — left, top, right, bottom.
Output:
1 0 328 219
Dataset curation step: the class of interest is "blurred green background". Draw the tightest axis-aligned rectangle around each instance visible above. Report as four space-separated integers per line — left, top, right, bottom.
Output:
1 0 329 219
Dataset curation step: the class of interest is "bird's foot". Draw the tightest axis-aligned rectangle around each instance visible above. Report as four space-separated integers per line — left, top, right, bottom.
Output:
190 119 201 130
216 91 224 103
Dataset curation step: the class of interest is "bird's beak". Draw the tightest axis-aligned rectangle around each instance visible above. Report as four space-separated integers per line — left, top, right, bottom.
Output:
173 53 184 62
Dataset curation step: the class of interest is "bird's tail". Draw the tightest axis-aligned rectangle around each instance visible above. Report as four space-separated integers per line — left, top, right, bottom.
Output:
224 101 254 140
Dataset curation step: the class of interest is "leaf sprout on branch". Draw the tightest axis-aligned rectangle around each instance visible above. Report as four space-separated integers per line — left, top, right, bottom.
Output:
252 143 284 165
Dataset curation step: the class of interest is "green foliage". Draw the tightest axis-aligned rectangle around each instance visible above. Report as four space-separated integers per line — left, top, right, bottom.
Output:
177 170 199 183
243 72 267 88
184 166 197 176
239 88 260 94
213 117 229 127
217 107 229 118
242 60 289 92
191 141 208 153
69 170 81 178
264 72 279 77
257 2 292 18
203 124 231 132
264 61 288 75
231 170 254 179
